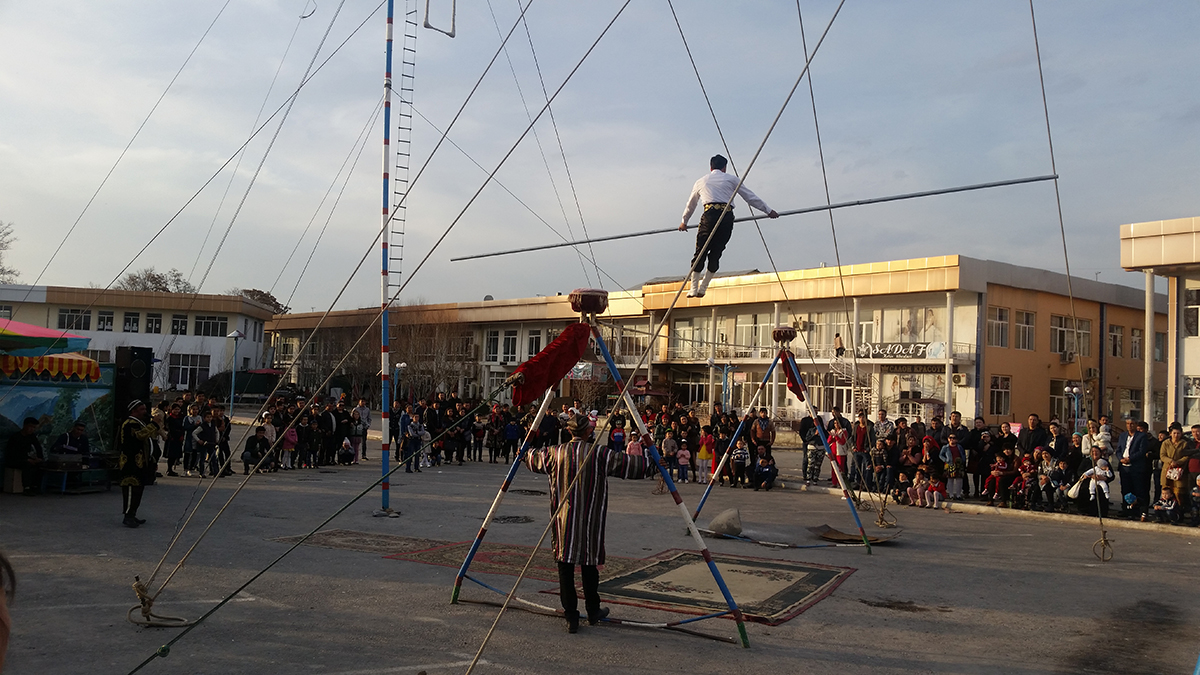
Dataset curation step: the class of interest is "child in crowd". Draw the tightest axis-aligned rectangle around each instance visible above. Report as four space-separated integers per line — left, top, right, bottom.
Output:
608 420 627 454
893 472 913 505
676 441 692 483
907 470 929 507
697 425 714 484
472 414 487 462
625 430 643 457
924 474 947 509
338 438 355 466
1152 487 1181 524
503 418 521 463
982 453 1010 506
730 437 750 487
662 430 678 479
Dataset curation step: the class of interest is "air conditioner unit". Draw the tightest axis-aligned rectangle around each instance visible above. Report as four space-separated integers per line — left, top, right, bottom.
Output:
951 373 969 387
1059 350 1076 364
793 319 810 332
1085 367 1100 379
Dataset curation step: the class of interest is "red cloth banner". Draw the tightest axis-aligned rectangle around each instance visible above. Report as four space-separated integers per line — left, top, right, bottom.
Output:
512 322 592 406
781 351 806 403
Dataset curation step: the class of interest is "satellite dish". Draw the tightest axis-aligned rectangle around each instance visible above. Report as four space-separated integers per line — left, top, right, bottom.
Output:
484 295 494 301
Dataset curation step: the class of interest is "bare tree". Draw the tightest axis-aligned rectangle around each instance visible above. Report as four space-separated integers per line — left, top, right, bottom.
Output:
0 221 20 283
115 267 198 293
226 287 290 314
391 300 475 399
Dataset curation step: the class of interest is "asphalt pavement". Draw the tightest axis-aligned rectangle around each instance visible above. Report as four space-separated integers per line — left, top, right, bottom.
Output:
2 441 1198 675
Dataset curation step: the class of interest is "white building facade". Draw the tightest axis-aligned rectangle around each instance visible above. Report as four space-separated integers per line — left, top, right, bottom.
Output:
0 285 275 392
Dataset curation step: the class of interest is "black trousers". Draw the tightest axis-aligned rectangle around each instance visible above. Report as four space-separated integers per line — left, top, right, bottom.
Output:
122 484 144 518
557 561 600 618
691 207 734 274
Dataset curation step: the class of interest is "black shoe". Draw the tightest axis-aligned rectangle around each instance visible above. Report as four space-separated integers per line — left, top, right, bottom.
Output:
405 468 413 473
565 610 580 634
167 471 180 477
135 517 146 525
588 607 609 625
123 516 140 528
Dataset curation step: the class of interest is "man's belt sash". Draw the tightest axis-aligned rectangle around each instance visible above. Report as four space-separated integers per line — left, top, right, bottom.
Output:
703 202 731 211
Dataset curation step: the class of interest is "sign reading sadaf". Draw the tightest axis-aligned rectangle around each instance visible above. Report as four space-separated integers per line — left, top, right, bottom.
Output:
856 342 948 359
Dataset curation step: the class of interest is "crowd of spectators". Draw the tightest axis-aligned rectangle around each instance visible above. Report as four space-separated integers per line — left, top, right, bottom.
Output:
792 406 1200 525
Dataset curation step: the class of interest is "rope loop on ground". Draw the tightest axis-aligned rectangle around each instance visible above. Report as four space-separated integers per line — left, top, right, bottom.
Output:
127 576 193 629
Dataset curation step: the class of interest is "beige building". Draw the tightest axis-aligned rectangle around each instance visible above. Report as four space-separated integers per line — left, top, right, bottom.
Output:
1121 216 1200 424
268 255 1165 425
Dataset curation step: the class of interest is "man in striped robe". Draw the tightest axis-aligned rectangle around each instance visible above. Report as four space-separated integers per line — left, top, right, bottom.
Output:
525 413 660 632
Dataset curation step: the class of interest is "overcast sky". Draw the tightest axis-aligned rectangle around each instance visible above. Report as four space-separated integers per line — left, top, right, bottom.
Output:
1 0 1196 311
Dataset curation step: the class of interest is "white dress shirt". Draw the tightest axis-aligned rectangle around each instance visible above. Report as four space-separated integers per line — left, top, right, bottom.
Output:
681 170 772 224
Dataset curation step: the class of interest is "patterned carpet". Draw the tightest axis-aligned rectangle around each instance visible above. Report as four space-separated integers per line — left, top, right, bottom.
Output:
272 530 854 625
547 550 854 625
271 529 449 556
385 541 645 583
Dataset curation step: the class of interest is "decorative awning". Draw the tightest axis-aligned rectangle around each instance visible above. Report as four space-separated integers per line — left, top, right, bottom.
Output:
0 352 102 382
0 318 90 357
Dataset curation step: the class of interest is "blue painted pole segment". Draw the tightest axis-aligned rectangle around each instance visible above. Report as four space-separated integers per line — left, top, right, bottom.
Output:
379 0 395 511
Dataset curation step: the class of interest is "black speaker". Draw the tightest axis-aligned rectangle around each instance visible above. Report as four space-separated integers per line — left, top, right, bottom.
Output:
114 346 153 431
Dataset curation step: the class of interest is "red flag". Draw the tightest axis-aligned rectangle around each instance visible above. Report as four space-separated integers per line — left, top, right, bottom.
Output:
511 322 591 406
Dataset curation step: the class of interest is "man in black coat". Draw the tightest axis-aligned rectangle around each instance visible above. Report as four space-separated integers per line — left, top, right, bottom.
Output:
1016 413 1050 456
1115 416 1149 516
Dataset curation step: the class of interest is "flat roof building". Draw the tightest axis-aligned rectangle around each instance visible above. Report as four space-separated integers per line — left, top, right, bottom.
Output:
268 255 1166 427
0 285 275 392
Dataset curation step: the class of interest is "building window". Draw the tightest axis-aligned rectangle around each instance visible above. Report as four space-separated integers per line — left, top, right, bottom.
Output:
82 349 112 364
194 315 228 337
1130 328 1142 360
989 375 1011 416
1049 378 1069 423
1108 325 1123 358
1015 311 1035 351
484 330 499 362
1126 388 1143 419
123 312 140 333
146 313 163 334
1155 332 1166 362
168 353 211 389
986 307 1009 348
502 329 518 363
527 330 542 358
1186 289 1200 337
242 357 251 370
1186 378 1200 426
1077 319 1092 356
96 310 114 332
58 308 91 331
0 305 12 319
1154 390 1167 423
171 314 188 335
1050 315 1090 355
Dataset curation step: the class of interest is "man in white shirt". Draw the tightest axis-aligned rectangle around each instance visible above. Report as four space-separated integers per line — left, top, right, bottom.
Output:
678 154 778 297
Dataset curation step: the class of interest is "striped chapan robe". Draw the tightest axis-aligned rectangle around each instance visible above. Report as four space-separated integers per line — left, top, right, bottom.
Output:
525 439 658 565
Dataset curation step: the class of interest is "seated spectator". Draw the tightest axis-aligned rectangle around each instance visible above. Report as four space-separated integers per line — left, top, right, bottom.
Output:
1079 458 1113 518
50 422 91 462
923 474 947 509
893 472 913 505
241 426 271 475
751 446 777 491
907 470 929 507
1050 459 1073 513
1152 487 1180 524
